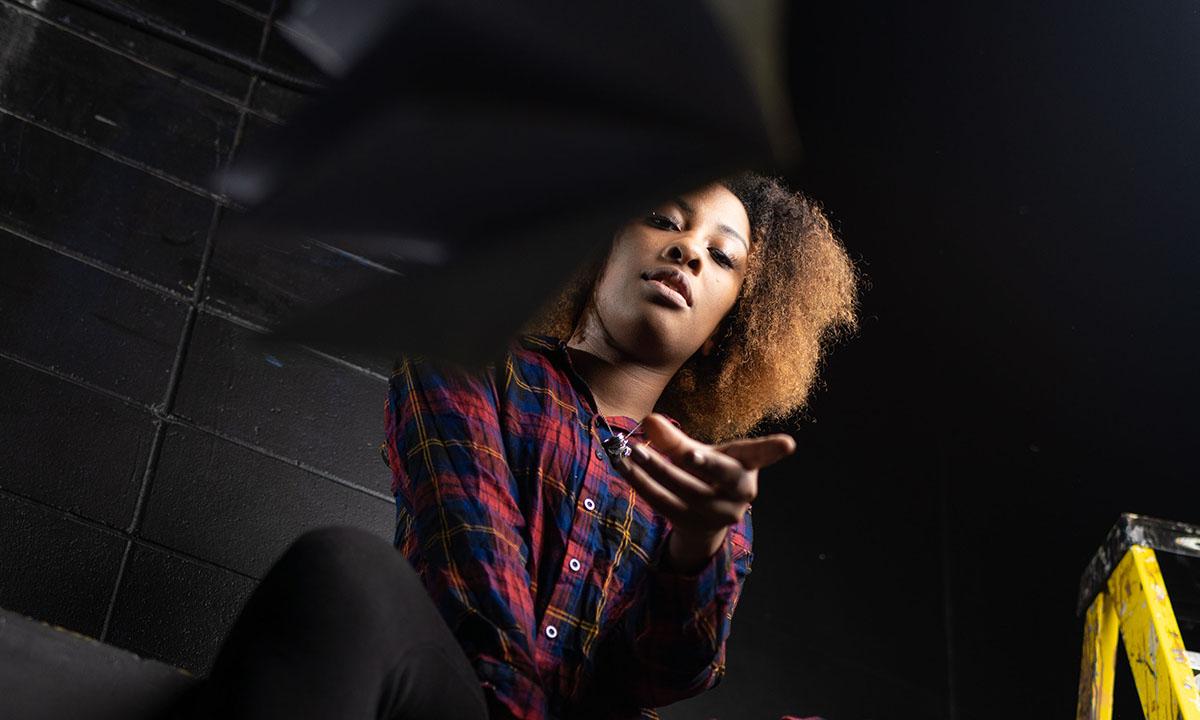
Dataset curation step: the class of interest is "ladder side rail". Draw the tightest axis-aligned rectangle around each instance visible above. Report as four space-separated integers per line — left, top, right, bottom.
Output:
1108 546 1200 720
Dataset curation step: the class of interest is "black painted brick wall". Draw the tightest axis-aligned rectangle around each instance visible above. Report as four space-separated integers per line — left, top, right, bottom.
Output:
0 0 394 675
0 4 959 718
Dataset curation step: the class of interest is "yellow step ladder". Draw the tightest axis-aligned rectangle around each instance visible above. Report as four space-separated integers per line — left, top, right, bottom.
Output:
1076 513 1200 719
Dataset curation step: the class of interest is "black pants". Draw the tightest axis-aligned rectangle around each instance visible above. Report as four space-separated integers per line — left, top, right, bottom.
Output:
164 526 489 720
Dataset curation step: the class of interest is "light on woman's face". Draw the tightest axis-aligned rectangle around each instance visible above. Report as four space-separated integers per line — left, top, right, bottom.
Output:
592 183 751 364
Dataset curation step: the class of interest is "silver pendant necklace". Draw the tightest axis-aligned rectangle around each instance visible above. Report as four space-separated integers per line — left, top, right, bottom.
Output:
563 342 644 463
598 414 643 462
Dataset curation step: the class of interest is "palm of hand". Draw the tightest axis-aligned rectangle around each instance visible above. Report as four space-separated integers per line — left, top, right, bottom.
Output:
615 413 796 540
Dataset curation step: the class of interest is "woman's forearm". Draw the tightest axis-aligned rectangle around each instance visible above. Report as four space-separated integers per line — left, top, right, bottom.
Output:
665 526 729 575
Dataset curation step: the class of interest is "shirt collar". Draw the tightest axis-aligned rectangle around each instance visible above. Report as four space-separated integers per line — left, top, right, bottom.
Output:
517 334 682 434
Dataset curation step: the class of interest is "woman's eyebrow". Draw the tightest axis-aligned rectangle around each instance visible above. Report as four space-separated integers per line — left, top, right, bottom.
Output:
672 196 750 252
718 224 750 253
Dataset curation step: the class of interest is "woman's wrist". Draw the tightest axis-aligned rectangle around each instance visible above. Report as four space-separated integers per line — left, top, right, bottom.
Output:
664 526 728 575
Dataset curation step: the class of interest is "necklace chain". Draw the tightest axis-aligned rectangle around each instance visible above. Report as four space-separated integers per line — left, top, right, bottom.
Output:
596 413 643 461
563 341 644 462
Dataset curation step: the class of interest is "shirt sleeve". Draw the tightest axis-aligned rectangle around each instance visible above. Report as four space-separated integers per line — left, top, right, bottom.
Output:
590 509 755 712
384 353 548 720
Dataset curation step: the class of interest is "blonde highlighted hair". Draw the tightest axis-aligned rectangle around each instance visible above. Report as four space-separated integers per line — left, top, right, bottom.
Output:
524 172 859 443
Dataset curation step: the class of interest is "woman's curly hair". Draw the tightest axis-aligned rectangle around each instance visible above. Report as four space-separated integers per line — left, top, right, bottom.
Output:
524 172 859 443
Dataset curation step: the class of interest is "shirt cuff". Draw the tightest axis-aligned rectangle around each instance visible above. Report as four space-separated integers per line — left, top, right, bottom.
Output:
648 529 734 619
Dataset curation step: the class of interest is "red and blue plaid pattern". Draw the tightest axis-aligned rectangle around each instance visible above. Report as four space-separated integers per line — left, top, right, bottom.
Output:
384 334 753 720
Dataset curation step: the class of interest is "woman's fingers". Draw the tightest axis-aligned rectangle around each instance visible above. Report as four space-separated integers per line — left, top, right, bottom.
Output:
617 452 749 530
641 414 743 489
627 442 717 503
640 413 696 458
676 445 746 493
713 434 796 471
615 454 688 522
615 414 760 529
623 437 755 509
642 413 795 473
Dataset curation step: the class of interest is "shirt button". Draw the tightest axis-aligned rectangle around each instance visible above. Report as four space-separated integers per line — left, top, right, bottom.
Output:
545 625 558 639
583 498 596 511
569 558 581 572
595 449 605 459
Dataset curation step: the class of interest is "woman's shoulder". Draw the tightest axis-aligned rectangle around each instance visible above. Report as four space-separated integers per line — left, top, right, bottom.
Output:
504 333 576 391
510 332 565 357
390 334 571 389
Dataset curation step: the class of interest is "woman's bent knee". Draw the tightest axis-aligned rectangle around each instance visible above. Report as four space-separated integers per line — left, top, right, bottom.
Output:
288 526 392 564
277 526 406 583
259 528 406 617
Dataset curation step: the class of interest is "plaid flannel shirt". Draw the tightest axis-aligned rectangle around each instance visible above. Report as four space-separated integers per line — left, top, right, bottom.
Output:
383 334 753 720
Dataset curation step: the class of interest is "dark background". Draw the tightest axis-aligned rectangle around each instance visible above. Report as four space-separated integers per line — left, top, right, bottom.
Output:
1 1 1197 719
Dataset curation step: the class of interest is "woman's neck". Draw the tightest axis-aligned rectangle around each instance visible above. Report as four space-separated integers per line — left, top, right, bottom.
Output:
565 332 678 421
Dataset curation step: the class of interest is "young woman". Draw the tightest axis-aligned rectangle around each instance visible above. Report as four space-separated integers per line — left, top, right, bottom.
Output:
164 172 856 720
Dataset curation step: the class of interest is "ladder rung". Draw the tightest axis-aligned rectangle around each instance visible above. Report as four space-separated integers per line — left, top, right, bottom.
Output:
1188 650 1200 672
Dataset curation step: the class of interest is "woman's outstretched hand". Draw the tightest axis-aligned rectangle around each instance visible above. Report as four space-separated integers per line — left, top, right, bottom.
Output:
613 413 796 573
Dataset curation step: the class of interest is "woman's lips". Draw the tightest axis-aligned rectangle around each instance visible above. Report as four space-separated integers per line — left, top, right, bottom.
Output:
645 278 689 309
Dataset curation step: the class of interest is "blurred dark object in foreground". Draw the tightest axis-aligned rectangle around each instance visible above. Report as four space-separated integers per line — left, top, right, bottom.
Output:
219 0 797 367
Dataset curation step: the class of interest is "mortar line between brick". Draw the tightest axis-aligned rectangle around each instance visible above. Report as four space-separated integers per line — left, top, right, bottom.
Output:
98 537 134 641
101 412 169 638
0 0 241 107
124 0 334 557
0 350 161 414
0 487 263 584
196 304 392 382
301 343 392 383
163 206 227 413
0 106 231 203
123 251 214 540
165 413 395 503
126 416 171 536
257 1 279 59
1 227 393 384
215 0 270 23
124 96 247 544
0 222 193 303
0 0 290 125
0 353 392 502
120 42 253 606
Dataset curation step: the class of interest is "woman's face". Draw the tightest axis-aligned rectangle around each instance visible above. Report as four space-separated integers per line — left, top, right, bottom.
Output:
589 183 752 364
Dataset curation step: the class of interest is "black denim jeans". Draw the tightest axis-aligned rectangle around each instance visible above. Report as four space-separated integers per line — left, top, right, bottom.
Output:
163 526 489 720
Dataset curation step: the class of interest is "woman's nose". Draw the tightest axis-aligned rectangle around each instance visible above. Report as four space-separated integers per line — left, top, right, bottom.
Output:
665 242 703 272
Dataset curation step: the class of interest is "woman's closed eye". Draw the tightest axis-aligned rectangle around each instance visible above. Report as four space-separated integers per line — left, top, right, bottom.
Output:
710 247 737 269
646 211 681 231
